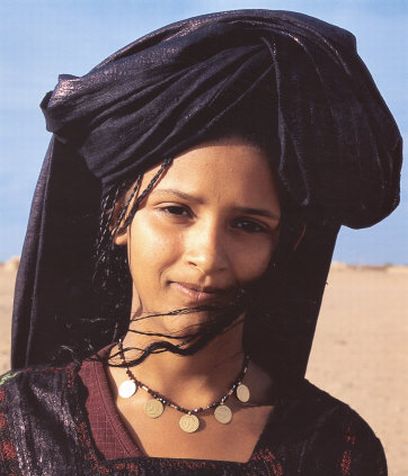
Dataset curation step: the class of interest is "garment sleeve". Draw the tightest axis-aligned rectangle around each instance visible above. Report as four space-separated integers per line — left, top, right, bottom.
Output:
299 405 388 476
0 372 20 474
343 426 387 476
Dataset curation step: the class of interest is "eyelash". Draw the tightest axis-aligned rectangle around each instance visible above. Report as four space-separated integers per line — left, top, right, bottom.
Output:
159 205 268 234
161 205 191 217
231 219 267 233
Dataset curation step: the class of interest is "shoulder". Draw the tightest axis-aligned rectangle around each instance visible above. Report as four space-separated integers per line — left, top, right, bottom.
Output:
0 364 83 472
272 380 387 475
299 380 383 437
0 364 78 421
0 363 77 396
0 364 80 436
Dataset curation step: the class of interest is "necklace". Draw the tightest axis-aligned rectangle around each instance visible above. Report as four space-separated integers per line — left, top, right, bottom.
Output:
116 339 251 433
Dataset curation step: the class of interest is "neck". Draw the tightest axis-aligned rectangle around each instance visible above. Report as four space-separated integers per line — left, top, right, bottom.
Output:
117 314 247 408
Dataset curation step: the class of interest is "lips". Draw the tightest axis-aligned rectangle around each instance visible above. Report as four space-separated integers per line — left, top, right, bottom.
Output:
170 281 229 303
177 282 227 293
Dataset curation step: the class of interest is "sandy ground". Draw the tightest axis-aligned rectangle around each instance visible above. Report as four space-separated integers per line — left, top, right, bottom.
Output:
307 264 408 476
0 261 406 475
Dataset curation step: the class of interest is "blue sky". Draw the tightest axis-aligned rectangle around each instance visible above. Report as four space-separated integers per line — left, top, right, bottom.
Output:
0 0 406 264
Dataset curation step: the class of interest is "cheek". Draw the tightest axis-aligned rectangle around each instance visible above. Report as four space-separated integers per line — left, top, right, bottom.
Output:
127 212 181 280
232 237 276 284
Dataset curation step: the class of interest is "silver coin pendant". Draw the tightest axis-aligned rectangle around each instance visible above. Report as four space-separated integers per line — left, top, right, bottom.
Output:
236 383 250 403
214 404 232 424
179 414 200 433
144 399 164 418
118 379 137 399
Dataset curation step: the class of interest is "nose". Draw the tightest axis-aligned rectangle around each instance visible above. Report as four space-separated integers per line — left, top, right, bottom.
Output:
183 217 229 276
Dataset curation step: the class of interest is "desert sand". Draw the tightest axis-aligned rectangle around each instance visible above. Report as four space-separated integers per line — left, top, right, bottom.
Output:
0 259 406 475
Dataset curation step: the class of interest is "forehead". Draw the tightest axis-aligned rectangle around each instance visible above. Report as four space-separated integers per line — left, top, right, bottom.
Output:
143 139 280 207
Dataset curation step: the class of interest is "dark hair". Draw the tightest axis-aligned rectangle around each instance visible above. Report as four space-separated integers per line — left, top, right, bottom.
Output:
93 160 245 367
89 109 305 382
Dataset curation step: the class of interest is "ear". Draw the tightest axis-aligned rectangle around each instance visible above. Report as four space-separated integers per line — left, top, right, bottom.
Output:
111 191 130 247
110 176 142 247
114 228 128 246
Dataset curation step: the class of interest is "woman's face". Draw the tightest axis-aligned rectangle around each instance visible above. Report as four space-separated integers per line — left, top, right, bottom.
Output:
117 137 281 332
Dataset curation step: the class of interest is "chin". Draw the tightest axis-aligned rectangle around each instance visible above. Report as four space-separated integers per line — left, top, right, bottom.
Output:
157 308 213 336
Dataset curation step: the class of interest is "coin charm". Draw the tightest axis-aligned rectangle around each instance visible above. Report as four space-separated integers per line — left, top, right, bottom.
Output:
214 404 232 424
117 339 251 434
144 399 164 418
236 383 250 403
118 380 137 399
179 414 200 433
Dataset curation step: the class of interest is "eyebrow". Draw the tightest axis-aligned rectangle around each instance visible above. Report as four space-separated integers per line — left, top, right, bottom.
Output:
151 189 203 203
150 188 280 221
234 206 280 220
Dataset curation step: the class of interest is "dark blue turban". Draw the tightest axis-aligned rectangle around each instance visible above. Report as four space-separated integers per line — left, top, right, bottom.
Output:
11 10 402 382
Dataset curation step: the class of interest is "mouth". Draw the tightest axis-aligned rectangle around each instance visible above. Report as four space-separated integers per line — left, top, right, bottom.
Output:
170 281 230 304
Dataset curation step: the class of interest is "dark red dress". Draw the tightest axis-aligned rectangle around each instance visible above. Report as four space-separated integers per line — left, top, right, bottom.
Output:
0 358 386 475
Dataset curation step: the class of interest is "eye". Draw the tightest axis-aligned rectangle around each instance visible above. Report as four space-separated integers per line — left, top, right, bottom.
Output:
232 218 267 234
160 205 192 217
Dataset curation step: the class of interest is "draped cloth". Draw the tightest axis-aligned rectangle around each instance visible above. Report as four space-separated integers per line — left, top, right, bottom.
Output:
11 10 402 378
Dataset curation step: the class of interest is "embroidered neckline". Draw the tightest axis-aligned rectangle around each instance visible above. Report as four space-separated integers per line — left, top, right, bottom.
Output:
70 357 281 470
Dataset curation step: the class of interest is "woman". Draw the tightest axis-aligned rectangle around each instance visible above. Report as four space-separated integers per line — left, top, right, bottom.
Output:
1 9 402 475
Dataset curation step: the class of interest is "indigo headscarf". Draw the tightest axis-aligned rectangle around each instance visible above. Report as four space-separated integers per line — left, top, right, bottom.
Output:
11 10 402 383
